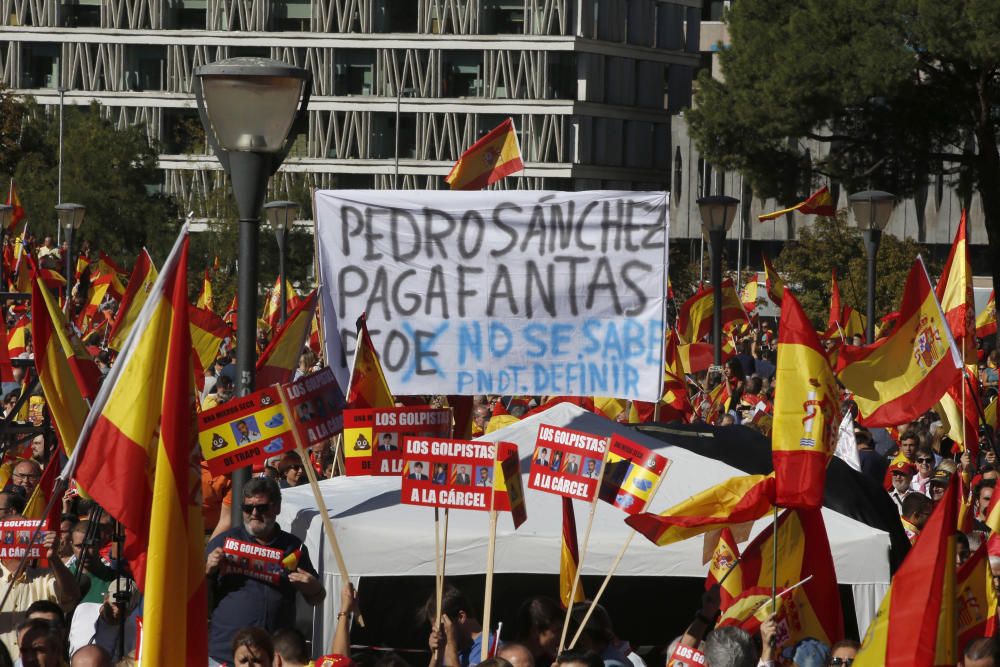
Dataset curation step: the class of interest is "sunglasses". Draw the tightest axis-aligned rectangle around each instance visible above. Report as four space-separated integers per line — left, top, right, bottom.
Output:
916 458 934 464
241 502 272 515
829 659 854 666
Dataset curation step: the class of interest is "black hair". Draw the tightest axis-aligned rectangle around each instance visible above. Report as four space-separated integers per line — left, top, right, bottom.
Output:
243 476 281 505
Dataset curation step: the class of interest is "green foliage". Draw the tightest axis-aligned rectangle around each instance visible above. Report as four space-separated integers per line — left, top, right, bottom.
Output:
774 213 935 329
0 86 28 178
14 101 180 264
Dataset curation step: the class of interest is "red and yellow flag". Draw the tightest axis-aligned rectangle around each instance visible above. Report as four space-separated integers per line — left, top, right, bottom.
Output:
935 211 975 362
71 231 207 665
195 267 213 312
956 544 998 649
838 258 962 427
740 279 760 312
936 370 980 458
7 316 28 358
256 290 317 387
976 290 996 339
261 276 302 331
772 289 839 509
677 279 749 344
23 459 62 529
630 330 692 423
706 528 742 609
0 316 13 383
677 339 735 375
5 181 24 233
346 314 395 410
626 474 774 547
758 186 836 222
223 294 238 331
716 509 843 648
854 474 958 667
107 249 158 351
762 253 785 305
189 305 232 388
825 269 865 340
33 274 102 399
560 497 585 608
445 118 524 191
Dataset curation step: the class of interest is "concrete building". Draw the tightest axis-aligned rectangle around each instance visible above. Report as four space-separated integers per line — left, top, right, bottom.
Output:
2 0 702 218
672 0 989 253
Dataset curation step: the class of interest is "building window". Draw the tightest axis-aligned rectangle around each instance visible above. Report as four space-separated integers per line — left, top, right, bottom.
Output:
162 108 205 154
545 53 575 100
383 0 417 32
272 0 310 31
169 0 206 28
442 51 483 98
481 0 523 34
21 43 60 89
125 45 165 91
335 50 375 95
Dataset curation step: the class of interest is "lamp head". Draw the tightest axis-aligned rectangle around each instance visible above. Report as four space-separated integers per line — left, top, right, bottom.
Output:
696 195 740 236
848 190 895 231
263 200 299 241
55 203 86 232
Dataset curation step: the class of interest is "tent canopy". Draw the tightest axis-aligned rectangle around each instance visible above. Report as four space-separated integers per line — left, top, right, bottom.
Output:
278 403 891 650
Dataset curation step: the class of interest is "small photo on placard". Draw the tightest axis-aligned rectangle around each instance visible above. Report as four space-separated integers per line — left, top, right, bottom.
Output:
231 417 262 445
452 464 473 486
406 461 431 481
474 465 494 487
376 432 399 452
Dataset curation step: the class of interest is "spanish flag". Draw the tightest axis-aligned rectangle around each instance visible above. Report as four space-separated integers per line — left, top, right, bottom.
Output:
6 317 28 358
936 370 980 457
976 290 996 338
189 304 232 388
677 279 748 344
757 186 836 222
706 528 742 609
70 228 207 665
629 329 692 423
853 474 957 667
0 316 13 383
772 289 839 509
956 543 998 649
107 249 158 352
740 279 760 312
345 313 395 410
716 509 843 648
5 181 24 232
223 294 238 331
261 276 301 331
826 269 864 340
445 118 524 191
838 258 962 426
626 474 774 547
560 497 585 608
32 276 102 403
195 267 213 312
256 290 317 387
762 253 785 305
677 340 735 375
935 211 975 362
23 459 62 529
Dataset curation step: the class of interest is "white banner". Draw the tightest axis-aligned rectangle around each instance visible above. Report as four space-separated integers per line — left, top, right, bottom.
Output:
315 191 669 401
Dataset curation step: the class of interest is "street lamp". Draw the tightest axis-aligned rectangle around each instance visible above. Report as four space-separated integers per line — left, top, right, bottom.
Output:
0 205 11 289
56 203 86 315
697 195 739 367
263 200 299 325
194 57 311 523
848 190 895 343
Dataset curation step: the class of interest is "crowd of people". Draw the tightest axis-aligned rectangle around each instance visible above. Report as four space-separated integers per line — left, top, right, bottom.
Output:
1 228 1000 667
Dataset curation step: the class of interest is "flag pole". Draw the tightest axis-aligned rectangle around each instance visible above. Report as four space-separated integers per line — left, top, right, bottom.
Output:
770 504 779 613
568 461 671 649
276 383 364 627
481 444 501 663
558 439 613 653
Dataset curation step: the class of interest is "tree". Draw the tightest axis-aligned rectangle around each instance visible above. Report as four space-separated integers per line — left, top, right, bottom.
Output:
773 214 933 330
688 0 1000 340
14 100 180 263
0 86 28 178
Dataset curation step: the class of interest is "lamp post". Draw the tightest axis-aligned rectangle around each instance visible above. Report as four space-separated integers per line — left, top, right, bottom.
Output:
848 190 895 344
55 203 86 315
697 195 739 368
0 205 11 290
263 200 298 325
194 57 311 523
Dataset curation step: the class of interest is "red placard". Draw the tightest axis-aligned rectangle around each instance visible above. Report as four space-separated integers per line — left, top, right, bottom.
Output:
219 536 287 585
0 519 47 559
284 367 346 447
667 645 705 666
343 406 452 476
401 438 517 512
528 424 607 501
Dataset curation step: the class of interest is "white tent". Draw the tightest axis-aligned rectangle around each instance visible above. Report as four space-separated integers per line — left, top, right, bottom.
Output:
278 403 891 650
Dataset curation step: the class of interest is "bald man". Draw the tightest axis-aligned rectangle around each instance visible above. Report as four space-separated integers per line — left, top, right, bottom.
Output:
71 645 113 666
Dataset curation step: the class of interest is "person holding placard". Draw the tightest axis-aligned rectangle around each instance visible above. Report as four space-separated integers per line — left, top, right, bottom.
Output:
205 477 325 667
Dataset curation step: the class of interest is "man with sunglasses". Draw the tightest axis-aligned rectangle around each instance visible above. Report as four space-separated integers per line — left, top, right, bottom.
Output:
205 477 325 667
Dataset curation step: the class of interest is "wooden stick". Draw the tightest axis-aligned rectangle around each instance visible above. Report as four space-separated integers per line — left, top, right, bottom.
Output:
770 504 778 612
481 508 498 663
276 383 364 627
482 445 501 663
558 439 612 653
435 507 443 617
568 461 671 649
